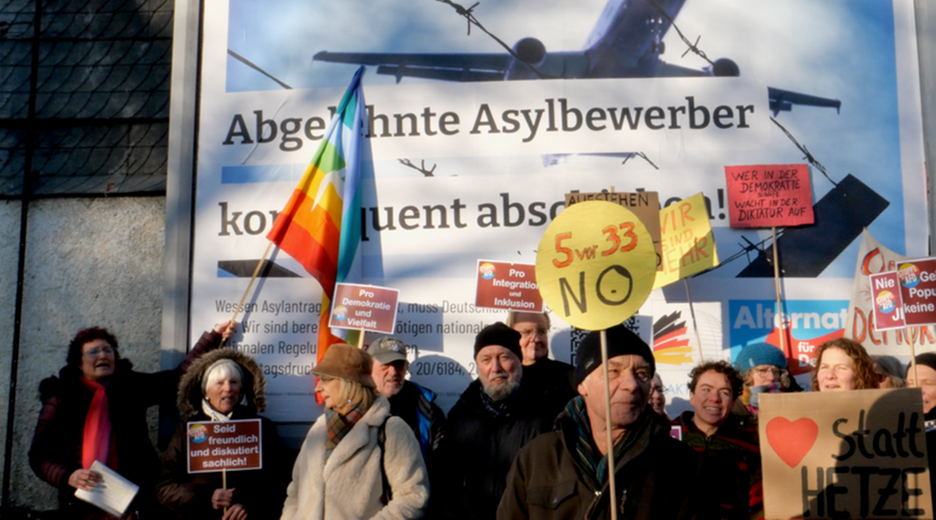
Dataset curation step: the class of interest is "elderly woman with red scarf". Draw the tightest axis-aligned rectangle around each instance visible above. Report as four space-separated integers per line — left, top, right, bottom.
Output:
29 322 233 519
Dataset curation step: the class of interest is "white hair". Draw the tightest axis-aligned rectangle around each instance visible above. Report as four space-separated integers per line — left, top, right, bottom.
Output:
203 359 243 393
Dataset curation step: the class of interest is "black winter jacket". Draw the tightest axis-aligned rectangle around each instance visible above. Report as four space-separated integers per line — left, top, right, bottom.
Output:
436 378 566 520
497 403 710 520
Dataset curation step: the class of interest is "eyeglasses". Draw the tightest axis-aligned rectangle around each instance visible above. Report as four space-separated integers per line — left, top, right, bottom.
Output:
83 347 114 357
753 366 781 377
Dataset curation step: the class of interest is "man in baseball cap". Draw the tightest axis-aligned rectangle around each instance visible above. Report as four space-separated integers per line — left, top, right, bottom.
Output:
367 336 445 462
498 324 708 519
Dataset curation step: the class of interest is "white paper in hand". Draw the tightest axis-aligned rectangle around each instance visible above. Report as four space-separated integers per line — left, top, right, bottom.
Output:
74 460 139 517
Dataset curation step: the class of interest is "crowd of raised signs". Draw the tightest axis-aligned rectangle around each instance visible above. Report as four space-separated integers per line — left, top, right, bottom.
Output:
26 312 936 519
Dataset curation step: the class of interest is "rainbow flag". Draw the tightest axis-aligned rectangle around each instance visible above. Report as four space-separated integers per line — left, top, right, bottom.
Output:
266 66 367 362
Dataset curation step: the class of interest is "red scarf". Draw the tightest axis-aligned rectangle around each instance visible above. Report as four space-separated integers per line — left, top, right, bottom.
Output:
80 377 112 469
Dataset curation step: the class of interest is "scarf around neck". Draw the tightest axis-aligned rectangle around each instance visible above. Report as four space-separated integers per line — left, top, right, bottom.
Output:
80 377 112 470
202 398 234 422
561 395 650 486
325 406 366 451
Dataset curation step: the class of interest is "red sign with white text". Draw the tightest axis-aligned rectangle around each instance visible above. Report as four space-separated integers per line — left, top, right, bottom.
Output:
724 163 814 228
475 260 543 312
187 419 262 474
329 283 400 334
869 271 907 331
896 258 936 327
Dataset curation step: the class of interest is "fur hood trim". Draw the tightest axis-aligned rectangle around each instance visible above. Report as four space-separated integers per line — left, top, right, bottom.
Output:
177 348 266 418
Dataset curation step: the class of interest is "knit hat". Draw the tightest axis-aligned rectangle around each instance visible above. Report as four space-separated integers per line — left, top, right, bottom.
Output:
913 352 936 373
311 343 376 389
368 336 408 364
734 342 788 372
474 322 522 360
573 325 654 386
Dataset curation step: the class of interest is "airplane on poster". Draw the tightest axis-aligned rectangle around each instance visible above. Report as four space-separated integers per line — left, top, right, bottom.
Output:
312 0 841 116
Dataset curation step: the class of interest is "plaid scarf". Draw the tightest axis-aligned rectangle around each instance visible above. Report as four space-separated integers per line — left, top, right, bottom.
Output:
325 406 366 451
561 396 649 486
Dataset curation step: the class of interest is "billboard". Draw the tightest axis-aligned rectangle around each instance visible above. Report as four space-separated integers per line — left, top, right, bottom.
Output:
189 0 927 424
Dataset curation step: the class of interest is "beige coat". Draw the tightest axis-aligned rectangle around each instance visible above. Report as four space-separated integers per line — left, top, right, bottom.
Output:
281 395 429 520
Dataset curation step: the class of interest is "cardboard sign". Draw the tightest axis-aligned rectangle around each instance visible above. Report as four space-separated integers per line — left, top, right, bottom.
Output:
566 190 662 270
896 258 936 327
870 271 907 331
187 419 262 473
535 200 656 330
724 163 814 228
652 192 720 289
759 389 932 519
475 260 543 312
329 283 400 334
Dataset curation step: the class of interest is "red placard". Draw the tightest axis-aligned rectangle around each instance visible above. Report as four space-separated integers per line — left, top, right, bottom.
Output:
329 283 400 334
187 419 262 473
724 163 814 228
475 260 543 312
869 271 906 331
896 258 936 327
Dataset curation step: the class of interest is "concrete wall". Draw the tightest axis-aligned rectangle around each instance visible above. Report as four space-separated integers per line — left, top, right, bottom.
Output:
3 197 165 511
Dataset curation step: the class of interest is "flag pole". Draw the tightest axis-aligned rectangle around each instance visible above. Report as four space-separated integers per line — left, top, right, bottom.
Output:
600 329 618 520
229 241 276 327
684 278 704 362
771 226 786 358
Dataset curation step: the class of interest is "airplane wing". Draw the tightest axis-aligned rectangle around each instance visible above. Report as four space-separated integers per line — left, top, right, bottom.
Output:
314 51 510 82
768 87 841 116
315 52 843 116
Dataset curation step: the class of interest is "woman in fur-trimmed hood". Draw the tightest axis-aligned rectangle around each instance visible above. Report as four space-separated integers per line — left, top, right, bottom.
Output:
156 348 290 520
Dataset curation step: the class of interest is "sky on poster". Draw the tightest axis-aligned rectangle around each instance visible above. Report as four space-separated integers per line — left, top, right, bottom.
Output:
222 0 910 278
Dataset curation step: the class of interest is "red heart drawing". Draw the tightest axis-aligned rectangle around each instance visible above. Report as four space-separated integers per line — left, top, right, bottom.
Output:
766 417 819 468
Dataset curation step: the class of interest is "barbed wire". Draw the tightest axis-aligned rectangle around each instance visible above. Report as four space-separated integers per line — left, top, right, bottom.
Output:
770 117 837 187
434 0 553 79
643 0 715 66
622 152 659 170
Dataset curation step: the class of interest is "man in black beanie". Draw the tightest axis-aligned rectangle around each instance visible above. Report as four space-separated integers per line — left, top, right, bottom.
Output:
436 322 567 520
498 324 709 519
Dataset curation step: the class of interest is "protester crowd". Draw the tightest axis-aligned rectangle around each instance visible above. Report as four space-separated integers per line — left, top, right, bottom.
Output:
27 312 936 519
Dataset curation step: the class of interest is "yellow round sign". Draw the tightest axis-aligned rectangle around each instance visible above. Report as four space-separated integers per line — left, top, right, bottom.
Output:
536 201 656 330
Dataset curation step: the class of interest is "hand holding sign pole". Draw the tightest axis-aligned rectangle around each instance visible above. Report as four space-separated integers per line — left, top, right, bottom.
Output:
536 201 656 520
725 164 814 363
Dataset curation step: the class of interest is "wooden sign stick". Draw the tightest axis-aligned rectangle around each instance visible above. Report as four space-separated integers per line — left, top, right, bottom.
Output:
771 226 787 358
909 327 919 387
222 468 228 515
684 278 705 362
600 329 618 520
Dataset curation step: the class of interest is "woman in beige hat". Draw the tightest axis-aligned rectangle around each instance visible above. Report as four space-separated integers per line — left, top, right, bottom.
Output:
281 343 429 520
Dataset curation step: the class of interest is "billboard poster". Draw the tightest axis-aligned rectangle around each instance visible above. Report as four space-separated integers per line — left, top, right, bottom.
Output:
189 0 927 427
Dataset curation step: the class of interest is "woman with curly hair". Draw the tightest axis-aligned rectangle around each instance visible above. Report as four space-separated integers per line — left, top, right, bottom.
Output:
29 322 232 519
811 338 878 392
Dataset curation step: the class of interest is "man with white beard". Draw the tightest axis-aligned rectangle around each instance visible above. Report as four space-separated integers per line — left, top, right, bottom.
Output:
436 322 566 520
